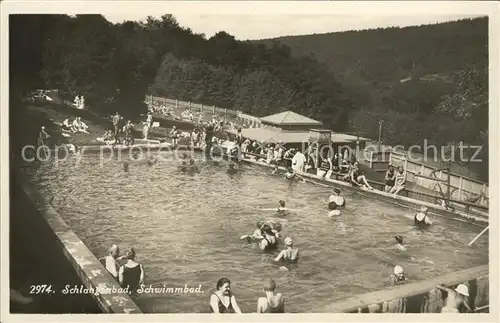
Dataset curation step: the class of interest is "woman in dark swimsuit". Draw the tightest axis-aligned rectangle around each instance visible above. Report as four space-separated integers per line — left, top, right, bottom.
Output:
414 206 432 228
259 225 278 251
118 248 144 296
209 278 242 313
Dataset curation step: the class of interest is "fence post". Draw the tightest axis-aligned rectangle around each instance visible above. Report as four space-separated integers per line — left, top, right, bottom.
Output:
458 176 463 201
224 108 227 116
404 158 408 172
164 97 167 105
200 104 204 113
175 99 178 109
212 105 215 115
420 164 425 175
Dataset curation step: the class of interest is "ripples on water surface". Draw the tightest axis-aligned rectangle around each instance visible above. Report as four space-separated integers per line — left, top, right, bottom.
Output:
27 152 489 313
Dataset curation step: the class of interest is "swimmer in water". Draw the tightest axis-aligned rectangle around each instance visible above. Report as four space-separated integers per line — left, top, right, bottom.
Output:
227 161 238 174
274 237 299 263
395 235 407 251
327 202 341 217
284 167 295 180
249 221 281 241
123 162 129 172
389 265 408 285
414 206 432 228
436 283 472 313
256 279 285 313
327 188 346 208
277 200 286 212
271 166 279 175
259 225 278 251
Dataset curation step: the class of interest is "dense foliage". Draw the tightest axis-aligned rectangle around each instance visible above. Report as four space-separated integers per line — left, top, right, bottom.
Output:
10 15 488 180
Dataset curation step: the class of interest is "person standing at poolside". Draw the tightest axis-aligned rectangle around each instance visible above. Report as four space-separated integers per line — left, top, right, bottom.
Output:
436 283 472 313
209 278 242 313
291 150 306 173
256 279 285 313
112 112 122 140
118 248 145 295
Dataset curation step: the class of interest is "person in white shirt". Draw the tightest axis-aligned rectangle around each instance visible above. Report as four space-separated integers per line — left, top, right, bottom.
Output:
291 150 306 173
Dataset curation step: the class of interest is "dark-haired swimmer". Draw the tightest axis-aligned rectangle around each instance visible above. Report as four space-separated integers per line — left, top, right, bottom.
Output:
259 225 278 251
227 161 238 174
395 235 407 251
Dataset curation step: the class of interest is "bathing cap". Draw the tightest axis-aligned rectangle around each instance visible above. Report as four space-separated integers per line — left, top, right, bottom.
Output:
334 188 341 194
455 284 469 296
420 206 428 213
257 220 265 228
394 265 404 275
284 237 293 246
395 235 403 244
108 244 119 253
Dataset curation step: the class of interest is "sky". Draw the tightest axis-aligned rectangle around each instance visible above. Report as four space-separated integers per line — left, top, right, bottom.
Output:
104 14 481 40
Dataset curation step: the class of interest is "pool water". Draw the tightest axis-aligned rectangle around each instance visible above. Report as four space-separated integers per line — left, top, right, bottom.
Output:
26 152 489 313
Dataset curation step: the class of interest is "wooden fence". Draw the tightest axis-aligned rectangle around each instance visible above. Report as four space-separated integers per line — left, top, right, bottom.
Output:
145 94 263 127
390 151 488 207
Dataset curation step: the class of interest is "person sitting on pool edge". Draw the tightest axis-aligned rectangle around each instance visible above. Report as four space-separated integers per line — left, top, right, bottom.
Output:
389 265 408 285
209 277 242 313
274 237 299 263
395 235 407 251
259 225 278 251
328 188 346 208
256 279 285 313
350 162 374 190
414 206 432 228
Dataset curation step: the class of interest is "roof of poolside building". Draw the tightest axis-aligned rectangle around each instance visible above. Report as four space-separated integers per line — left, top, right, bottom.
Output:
239 127 369 144
259 110 323 126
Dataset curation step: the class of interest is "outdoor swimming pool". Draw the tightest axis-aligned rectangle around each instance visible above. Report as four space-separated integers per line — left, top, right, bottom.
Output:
26 151 489 313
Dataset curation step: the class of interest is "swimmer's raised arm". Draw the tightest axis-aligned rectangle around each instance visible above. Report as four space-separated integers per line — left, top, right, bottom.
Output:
436 284 451 292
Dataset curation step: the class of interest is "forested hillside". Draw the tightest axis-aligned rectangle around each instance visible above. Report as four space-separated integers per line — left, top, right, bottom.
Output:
10 15 488 180
257 17 488 179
